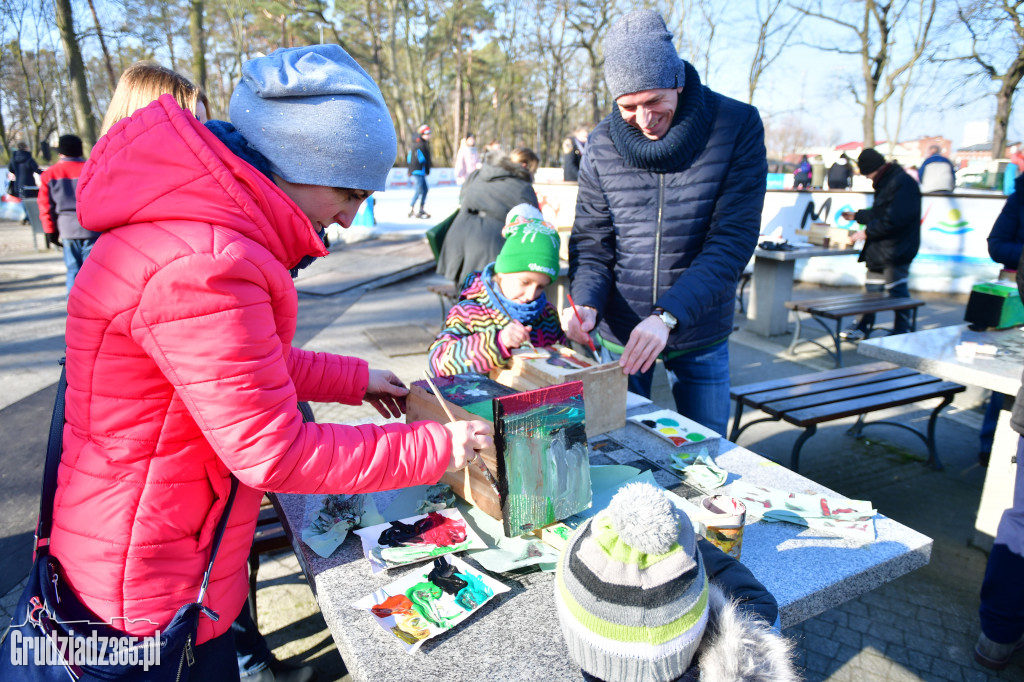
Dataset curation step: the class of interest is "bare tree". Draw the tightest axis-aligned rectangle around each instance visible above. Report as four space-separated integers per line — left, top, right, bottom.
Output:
748 0 803 105
949 0 1024 158
84 0 116 90
796 0 937 148
189 0 207 91
54 0 97 146
566 0 618 125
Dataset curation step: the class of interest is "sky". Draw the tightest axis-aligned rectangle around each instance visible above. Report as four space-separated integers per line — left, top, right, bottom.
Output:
688 2 1022 152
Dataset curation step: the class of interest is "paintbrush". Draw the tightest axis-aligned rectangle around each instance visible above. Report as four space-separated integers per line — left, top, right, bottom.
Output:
489 290 537 351
422 372 502 499
566 293 600 361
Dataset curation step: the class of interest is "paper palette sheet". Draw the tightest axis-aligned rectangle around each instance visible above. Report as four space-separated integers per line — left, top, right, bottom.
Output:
354 507 487 574
352 555 509 654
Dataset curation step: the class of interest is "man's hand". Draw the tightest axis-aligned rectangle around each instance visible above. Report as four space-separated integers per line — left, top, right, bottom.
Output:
564 304 597 345
498 321 532 350
45 232 61 248
443 420 494 472
849 229 867 243
620 315 670 375
840 211 856 221
364 369 408 419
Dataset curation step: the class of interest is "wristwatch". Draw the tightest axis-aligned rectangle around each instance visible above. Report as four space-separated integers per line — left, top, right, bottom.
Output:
652 307 678 331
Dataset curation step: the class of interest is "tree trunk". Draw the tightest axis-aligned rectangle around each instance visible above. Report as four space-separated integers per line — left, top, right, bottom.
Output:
85 0 117 90
992 55 1024 158
54 0 97 146
189 0 207 92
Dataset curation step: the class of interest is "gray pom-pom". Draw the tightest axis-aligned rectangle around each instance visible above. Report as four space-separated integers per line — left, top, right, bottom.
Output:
607 482 680 555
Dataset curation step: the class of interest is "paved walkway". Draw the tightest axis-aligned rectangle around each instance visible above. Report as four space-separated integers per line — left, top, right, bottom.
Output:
0 218 1021 681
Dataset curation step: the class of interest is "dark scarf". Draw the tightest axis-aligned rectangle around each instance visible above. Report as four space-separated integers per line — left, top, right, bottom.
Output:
205 120 326 274
608 61 719 173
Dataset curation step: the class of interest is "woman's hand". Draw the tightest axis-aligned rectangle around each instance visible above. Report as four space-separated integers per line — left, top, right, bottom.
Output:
498 321 532 349
443 420 494 472
364 369 408 419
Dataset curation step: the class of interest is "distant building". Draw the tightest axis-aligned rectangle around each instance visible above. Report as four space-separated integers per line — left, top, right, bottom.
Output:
957 141 1022 164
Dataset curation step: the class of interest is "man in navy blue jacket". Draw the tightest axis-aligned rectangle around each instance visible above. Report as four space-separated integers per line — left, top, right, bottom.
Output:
566 9 766 435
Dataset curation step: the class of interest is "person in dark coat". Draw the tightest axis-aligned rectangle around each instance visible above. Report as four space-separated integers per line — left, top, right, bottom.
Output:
561 125 588 182
827 153 853 189
407 124 432 218
977 173 1024 467
839 148 921 340
7 141 40 224
567 9 766 437
793 154 811 189
436 147 540 287
987 174 1024 271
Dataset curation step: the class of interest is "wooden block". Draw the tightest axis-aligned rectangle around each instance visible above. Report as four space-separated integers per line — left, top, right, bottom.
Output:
795 223 853 248
490 345 627 438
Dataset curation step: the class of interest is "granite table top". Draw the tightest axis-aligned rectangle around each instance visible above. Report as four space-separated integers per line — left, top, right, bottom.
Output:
753 244 859 261
274 406 932 682
858 324 1024 396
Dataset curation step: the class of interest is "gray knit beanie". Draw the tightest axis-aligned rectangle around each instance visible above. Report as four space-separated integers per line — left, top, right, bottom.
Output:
604 10 687 101
230 44 397 192
555 482 709 681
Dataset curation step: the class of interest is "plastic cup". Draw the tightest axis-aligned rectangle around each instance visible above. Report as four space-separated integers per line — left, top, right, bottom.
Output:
697 495 746 559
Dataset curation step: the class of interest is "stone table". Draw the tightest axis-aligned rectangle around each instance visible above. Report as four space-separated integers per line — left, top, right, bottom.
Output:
746 244 859 337
273 410 931 681
860 324 1023 548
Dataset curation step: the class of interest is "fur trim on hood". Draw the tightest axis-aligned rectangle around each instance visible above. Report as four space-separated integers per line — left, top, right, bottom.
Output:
693 583 800 682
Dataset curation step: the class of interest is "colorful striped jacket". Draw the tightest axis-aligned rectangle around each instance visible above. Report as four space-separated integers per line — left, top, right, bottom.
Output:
429 271 567 376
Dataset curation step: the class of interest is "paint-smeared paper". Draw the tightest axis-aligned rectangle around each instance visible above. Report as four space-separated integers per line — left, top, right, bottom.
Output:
494 382 592 537
671 451 728 492
352 555 510 654
354 508 488 574
301 494 385 558
729 481 877 542
629 408 720 445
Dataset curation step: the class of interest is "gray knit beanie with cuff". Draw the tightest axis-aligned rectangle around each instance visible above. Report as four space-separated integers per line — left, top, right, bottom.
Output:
604 10 687 101
555 481 710 682
230 44 397 192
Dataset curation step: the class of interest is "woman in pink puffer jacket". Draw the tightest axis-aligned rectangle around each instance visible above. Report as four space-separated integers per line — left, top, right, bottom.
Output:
51 45 492 676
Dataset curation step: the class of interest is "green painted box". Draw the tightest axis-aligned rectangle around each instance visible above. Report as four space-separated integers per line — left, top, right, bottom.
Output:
964 281 1024 329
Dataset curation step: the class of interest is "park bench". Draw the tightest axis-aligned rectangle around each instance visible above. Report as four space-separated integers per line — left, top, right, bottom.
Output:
785 292 925 367
729 361 965 472
248 495 292 627
427 281 459 324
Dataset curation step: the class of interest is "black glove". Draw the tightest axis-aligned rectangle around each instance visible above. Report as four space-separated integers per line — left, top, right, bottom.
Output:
45 232 62 248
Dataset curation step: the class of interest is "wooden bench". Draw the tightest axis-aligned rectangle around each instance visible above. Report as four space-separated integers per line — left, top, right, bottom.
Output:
785 293 925 367
248 495 292 627
427 282 459 324
729 361 965 472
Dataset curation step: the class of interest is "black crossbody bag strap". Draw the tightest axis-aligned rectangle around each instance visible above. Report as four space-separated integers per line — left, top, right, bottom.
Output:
35 359 239 613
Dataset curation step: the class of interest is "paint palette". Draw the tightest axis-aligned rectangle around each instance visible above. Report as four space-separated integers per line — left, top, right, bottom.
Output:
628 409 720 446
352 555 510 654
353 508 488 574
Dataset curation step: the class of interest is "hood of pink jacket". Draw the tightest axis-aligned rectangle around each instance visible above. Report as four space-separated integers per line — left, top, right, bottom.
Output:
77 94 328 270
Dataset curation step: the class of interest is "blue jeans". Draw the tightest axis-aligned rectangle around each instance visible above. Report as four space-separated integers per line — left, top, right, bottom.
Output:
63 237 97 294
979 437 1024 643
410 174 428 210
602 339 731 436
233 597 272 677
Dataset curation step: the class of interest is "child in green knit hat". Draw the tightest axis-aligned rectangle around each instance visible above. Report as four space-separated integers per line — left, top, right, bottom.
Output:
428 204 568 376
